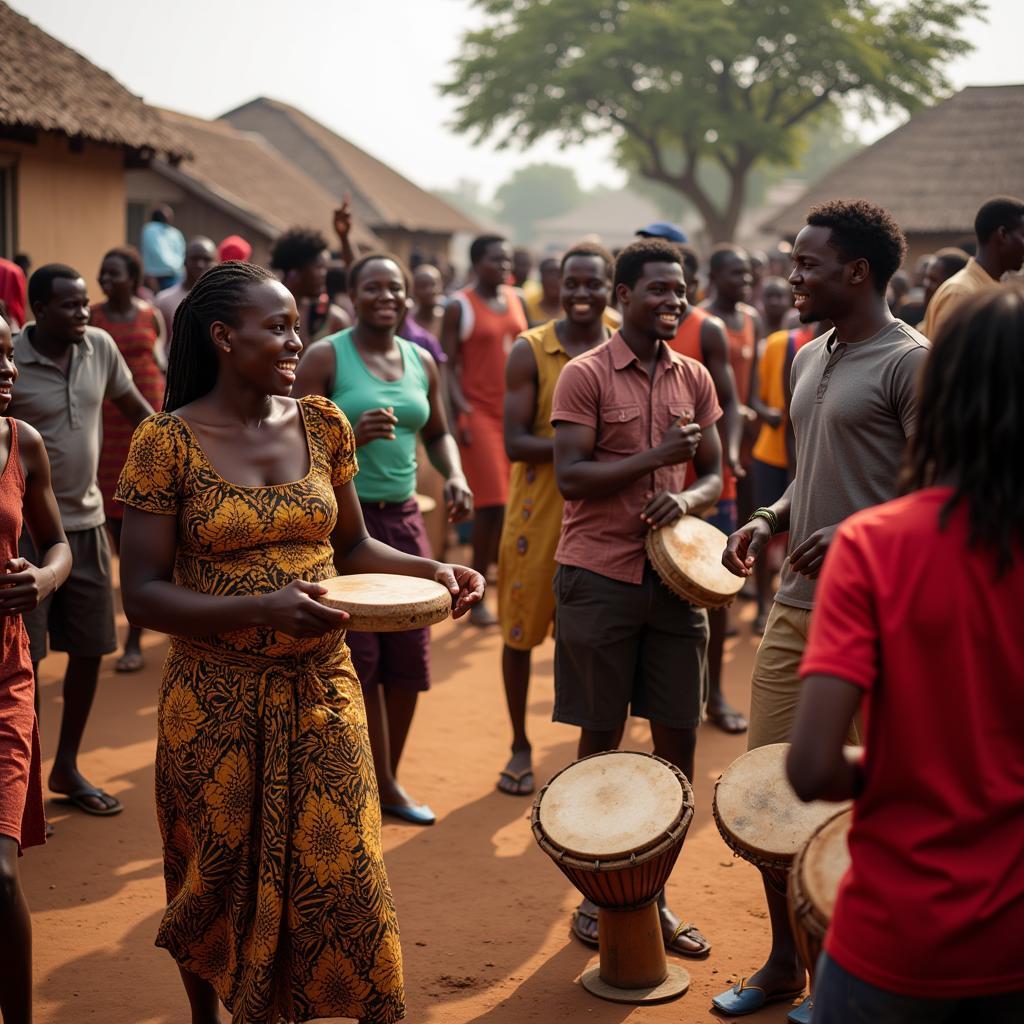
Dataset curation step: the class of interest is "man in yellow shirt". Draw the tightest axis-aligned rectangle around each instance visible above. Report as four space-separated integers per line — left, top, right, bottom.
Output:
922 196 1024 339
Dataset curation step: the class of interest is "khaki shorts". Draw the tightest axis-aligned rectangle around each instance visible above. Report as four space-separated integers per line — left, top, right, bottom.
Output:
748 600 860 750
21 526 118 663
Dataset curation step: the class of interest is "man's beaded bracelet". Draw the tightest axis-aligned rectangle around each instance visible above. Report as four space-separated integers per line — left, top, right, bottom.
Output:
749 507 779 535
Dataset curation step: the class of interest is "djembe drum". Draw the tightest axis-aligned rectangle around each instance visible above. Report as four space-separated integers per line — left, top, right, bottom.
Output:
532 751 694 1004
713 744 849 893
646 515 745 608
789 808 852 983
319 573 452 631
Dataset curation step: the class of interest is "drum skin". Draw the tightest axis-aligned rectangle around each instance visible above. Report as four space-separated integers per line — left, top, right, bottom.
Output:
532 751 694 910
712 744 850 893
319 573 452 631
645 516 744 608
789 808 852 979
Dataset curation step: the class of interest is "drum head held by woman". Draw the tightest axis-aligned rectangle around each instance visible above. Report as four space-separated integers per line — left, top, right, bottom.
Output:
319 573 452 631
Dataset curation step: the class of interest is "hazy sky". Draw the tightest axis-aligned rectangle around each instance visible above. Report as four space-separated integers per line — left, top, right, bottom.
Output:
15 0 1022 199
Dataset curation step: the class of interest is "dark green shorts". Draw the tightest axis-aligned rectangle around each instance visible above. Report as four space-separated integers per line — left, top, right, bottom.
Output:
553 562 708 731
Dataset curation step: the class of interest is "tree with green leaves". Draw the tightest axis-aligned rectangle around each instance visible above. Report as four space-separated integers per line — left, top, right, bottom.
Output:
442 0 984 241
494 162 585 243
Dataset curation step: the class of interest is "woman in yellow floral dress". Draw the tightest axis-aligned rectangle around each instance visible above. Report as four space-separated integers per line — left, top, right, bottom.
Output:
115 261 483 1024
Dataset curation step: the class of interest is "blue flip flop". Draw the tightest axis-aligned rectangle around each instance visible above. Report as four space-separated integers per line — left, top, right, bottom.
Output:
381 802 436 826
711 978 806 1016
787 995 813 1023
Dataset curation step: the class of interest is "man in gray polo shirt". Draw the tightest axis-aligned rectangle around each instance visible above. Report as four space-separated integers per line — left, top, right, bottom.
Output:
11 264 153 817
714 200 928 1022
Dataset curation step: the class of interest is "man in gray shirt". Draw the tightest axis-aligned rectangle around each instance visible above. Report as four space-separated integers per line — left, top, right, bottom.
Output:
12 264 153 817
714 200 928 1021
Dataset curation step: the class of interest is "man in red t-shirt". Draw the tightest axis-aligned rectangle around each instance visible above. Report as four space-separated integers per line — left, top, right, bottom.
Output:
552 237 723 957
787 287 1024 1023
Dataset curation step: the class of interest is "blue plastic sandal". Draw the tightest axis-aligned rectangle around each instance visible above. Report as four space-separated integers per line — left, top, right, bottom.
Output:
787 995 813 1023
711 978 807 1017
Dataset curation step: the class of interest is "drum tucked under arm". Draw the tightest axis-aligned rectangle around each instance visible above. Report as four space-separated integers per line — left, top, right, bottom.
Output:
646 516 745 608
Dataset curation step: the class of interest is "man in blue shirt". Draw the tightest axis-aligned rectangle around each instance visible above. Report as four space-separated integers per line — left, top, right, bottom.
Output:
140 205 186 291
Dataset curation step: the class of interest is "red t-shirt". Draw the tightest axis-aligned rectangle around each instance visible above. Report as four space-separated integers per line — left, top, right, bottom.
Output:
801 488 1024 998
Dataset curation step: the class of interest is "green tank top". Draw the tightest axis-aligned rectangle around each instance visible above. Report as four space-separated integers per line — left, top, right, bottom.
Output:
328 329 430 503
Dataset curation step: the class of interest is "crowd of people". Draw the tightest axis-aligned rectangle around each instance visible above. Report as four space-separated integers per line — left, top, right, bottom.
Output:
0 188 1022 1024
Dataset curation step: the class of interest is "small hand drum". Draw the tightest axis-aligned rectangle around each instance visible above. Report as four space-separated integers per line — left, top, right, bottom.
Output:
789 807 851 985
319 574 451 632
646 515 744 608
532 751 694 1004
712 743 849 893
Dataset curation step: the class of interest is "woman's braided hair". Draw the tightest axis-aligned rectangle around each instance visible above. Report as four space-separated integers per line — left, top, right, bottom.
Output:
164 260 274 411
902 285 1024 576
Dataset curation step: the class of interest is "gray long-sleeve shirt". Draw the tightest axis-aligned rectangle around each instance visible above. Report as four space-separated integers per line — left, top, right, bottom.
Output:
776 320 930 610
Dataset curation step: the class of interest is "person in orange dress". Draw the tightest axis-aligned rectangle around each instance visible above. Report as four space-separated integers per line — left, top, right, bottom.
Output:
441 235 528 625
116 261 484 1023
0 311 72 1024
91 246 166 673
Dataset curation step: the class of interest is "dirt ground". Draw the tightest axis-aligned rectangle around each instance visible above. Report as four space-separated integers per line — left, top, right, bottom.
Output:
24 565 801 1024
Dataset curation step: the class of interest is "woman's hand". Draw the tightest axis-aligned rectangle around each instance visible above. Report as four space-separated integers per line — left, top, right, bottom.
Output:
434 563 485 619
257 580 350 637
354 407 398 446
444 476 473 523
0 557 57 614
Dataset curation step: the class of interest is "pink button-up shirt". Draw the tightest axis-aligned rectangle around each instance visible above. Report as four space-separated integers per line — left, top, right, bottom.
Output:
551 333 722 584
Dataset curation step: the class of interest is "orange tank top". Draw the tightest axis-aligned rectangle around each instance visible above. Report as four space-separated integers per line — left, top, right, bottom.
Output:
668 306 708 361
456 285 528 420
724 311 756 405
671 308 737 502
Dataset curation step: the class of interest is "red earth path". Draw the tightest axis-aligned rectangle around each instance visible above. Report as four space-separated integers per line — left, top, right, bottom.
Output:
24 569 800 1023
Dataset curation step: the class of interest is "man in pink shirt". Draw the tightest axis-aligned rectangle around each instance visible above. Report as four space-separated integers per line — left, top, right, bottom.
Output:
551 237 724 957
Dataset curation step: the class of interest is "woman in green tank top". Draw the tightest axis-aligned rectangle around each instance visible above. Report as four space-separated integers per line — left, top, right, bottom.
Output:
294 254 472 826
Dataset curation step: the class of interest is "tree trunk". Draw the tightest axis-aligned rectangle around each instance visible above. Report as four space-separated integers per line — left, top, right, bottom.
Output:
639 167 746 243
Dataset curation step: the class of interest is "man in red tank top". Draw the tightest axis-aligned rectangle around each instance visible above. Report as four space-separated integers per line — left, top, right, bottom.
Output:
441 236 528 625
668 253 749 734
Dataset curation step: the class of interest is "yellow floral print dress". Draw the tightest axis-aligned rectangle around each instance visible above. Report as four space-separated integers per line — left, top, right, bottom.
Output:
115 394 405 1024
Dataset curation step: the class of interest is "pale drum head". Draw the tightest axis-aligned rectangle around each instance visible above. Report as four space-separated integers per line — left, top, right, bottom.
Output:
645 515 744 608
800 808 852 926
713 744 849 870
319 574 452 632
414 492 437 514
538 751 684 860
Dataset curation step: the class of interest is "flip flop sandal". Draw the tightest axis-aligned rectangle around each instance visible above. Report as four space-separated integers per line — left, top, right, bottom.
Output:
496 768 535 796
666 921 712 959
711 977 807 1016
570 907 599 948
55 788 124 816
707 707 749 734
114 652 145 673
787 996 814 1023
